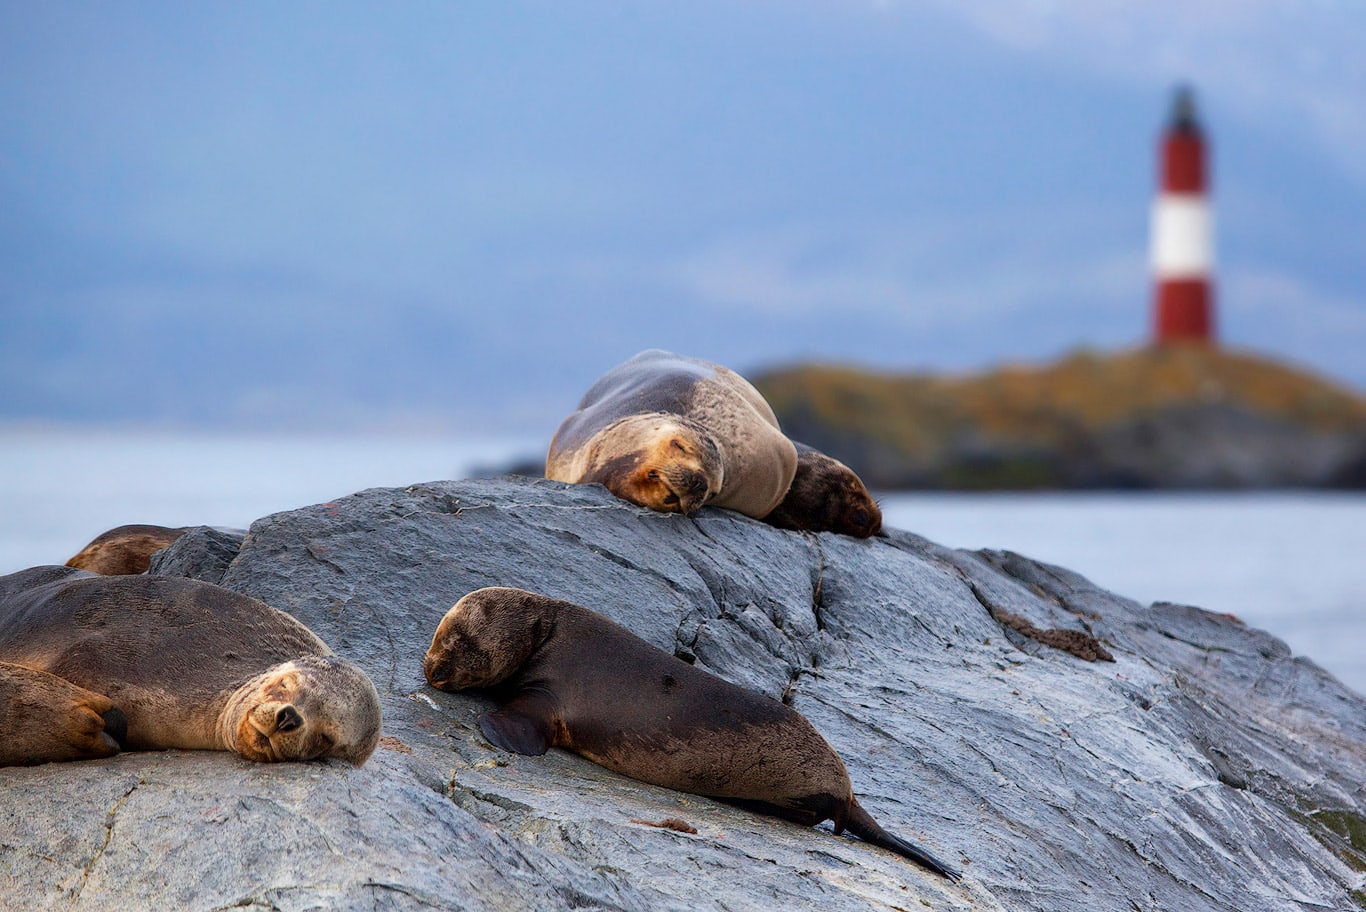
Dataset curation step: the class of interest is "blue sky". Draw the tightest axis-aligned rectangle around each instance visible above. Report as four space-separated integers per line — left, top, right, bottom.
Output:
2 2 1363 433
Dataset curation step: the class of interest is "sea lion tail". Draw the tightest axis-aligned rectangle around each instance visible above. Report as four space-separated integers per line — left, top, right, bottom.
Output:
845 799 961 882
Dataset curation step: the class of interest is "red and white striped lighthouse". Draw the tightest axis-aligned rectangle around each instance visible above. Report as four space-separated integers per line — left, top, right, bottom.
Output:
1151 86 1215 344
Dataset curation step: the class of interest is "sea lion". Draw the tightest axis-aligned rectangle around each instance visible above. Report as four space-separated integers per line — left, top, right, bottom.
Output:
762 442 882 537
423 587 960 880
546 350 798 518
0 566 382 767
66 524 188 574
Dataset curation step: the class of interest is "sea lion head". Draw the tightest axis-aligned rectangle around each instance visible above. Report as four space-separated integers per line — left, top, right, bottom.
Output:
584 415 723 515
823 466 882 538
423 587 556 691
220 656 381 766
766 446 882 538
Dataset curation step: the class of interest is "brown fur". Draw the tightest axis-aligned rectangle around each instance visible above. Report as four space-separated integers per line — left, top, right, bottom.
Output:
65 524 188 575
0 661 124 765
546 350 797 519
0 566 382 766
762 443 882 537
423 587 959 879
578 424 719 514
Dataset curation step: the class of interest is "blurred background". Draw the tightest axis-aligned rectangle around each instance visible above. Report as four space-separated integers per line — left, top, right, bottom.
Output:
2 2 1363 690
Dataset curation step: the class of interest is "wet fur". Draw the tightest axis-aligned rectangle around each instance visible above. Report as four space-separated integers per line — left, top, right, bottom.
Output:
424 587 959 880
575 416 721 514
546 350 797 519
0 566 381 766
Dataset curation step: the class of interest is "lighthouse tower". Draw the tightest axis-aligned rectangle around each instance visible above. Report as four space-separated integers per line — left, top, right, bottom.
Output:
1151 86 1215 344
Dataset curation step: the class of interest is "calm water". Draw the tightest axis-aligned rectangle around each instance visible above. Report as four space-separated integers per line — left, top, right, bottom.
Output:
2 429 1362 694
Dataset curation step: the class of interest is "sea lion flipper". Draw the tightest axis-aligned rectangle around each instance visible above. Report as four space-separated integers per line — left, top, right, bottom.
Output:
845 799 961 881
101 707 128 748
0 662 124 766
480 709 552 756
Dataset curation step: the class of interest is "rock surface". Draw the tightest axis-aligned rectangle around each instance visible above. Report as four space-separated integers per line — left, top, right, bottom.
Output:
4 476 1364 911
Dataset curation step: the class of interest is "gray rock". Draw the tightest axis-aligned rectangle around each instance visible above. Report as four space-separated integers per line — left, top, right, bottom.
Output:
4 477 1363 911
147 525 244 583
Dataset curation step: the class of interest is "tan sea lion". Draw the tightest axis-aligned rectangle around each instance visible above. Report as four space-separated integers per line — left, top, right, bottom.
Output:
423 587 960 880
66 524 188 574
546 350 798 518
0 566 382 767
762 442 882 537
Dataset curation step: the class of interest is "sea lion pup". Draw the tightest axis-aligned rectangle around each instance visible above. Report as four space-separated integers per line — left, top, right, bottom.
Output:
424 587 960 880
0 566 382 766
66 523 188 574
762 442 882 538
546 349 798 518
0 661 128 766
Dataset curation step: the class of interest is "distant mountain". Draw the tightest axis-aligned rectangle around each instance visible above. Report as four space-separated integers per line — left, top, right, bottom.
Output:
753 346 1366 490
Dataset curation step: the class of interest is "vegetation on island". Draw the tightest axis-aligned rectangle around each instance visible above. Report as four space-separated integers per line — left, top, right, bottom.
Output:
754 345 1366 490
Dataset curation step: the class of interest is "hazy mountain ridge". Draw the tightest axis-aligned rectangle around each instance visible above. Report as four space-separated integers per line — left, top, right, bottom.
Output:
754 346 1366 490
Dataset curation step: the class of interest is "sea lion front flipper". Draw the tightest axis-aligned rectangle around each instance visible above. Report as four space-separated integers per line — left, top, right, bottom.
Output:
480 708 552 756
101 707 129 748
0 662 124 766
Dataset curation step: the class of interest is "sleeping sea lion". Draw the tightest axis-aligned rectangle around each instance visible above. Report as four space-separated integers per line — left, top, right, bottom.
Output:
546 350 798 519
762 442 882 537
0 566 382 767
423 586 960 880
66 524 188 574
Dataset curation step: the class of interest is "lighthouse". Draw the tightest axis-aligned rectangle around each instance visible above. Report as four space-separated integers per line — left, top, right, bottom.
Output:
1151 86 1215 344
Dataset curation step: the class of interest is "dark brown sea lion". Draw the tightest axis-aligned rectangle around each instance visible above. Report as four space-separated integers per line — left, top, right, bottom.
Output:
762 442 882 537
423 587 960 880
0 566 382 767
66 524 188 574
546 350 798 518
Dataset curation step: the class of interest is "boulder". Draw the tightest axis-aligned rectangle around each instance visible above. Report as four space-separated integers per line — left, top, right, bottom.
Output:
3 477 1363 911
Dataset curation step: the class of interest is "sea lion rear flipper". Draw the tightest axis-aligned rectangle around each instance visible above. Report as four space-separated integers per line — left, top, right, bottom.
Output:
845 799 961 882
480 709 552 756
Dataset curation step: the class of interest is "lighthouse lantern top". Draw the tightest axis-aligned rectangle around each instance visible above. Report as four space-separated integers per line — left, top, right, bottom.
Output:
1170 85 1200 134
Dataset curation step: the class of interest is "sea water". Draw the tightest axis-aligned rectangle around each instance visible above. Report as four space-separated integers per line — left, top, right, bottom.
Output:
1 428 1361 694
879 492 1365 695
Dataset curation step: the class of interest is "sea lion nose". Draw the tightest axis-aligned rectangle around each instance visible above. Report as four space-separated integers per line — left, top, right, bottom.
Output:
423 655 450 689
684 471 708 496
275 705 303 733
